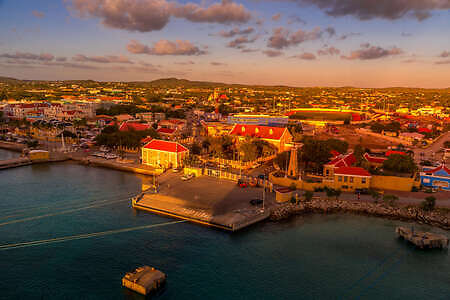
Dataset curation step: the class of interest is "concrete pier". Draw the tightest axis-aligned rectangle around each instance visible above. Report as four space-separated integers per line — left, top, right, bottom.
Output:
396 227 448 249
0 157 32 170
122 266 166 296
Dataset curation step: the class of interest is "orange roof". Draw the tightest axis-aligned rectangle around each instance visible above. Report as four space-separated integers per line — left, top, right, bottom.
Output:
229 124 286 140
119 122 150 132
140 136 153 144
143 140 188 153
326 153 356 167
335 167 371 177
157 128 176 134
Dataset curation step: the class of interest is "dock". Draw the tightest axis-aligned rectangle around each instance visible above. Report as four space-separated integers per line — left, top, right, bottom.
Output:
396 227 449 249
122 266 166 296
0 157 32 170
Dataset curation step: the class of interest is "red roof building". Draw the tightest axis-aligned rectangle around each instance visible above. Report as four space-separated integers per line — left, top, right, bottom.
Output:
385 150 407 157
334 167 371 177
119 122 150 132
326 153 356 168
363 153 387 166
142 139 189 169
229 124 292 152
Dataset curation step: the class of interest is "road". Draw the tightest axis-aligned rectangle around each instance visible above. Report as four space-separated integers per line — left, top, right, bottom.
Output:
413 131 450 163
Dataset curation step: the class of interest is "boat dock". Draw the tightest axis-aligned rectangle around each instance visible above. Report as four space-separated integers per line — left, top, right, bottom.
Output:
122 266 166 296
0 157 32 170
396 226 449 249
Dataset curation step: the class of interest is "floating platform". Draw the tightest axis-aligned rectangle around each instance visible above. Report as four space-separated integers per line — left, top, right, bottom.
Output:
122 266 166 296
396 227 449 249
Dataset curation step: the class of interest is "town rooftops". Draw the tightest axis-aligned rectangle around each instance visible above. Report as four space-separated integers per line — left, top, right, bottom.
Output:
157 127 176 134
385 150 407 157
119 122 150 132
334 167 371 177
326 152 356 168
143 139 188 153
364 153 387 164
229 124 287 140
140 136 153 144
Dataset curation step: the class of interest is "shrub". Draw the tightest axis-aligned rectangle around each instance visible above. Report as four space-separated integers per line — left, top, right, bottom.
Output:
383 194 399 206
289 182 297 191
304 191 314 202
290 196 297 204
411 186 419 192
420 196 436 211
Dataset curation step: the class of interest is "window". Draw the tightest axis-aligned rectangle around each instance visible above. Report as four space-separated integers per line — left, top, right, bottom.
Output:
362 178 366 184
350 177 354 183
344 176 348 182
338 176 342 182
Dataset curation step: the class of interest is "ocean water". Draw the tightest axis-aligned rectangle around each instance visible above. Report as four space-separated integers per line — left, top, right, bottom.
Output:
0 156 448 299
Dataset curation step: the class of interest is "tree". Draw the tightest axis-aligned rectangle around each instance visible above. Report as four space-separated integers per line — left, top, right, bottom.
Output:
420 196 436 211
274 151 290 171
369 189 381 202
444 140 450 149
301 138 332 172
239 139 258 162
353 144 366 166
383 154 417 174
326 138 348 154
191 142 201 155
304 191 314 202
383 194 398 206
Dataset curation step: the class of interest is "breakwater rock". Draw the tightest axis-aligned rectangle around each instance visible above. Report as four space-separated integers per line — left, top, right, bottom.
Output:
270 200 449 230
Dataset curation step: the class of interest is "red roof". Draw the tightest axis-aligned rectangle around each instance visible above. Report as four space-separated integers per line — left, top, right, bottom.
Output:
229 124 286 140
143 140 188 153
119 122 150 132
426 165 450 175
364 153 386 164
417 127 432 133
335 167 371 177
157 128 176 134
140 136 153 144
327 153 356 167
330 150 340 158
385 150 406 157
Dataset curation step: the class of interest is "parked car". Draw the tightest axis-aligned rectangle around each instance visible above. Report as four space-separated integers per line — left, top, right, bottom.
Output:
250 198 263 205
181 174 194 181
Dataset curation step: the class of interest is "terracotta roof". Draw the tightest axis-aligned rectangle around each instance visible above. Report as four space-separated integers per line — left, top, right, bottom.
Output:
119 122 150 132
143 139 188 153
364 153 387 164
417 127 432 133
326 153 356 167
330 150 340 158
385 150 406 157
140 136 153 144
335 167 371 177
229 124 286 140
157 127 176 134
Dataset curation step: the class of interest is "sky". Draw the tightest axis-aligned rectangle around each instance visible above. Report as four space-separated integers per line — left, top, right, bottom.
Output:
0 0 449 88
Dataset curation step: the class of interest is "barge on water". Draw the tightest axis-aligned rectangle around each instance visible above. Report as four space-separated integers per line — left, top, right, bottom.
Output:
122 266 166 296
396 227 449 249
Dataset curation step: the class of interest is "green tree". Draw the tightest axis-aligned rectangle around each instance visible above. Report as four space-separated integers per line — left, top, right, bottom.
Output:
304 191 314 202
420 196 436 211
383 194 399 206
383 154 417 174
326 138 349 154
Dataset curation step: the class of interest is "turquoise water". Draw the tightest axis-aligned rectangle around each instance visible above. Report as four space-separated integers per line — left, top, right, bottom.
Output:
0 159 449 299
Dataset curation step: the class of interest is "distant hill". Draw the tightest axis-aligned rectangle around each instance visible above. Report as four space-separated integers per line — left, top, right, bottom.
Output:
0 76 21 83
145 78 228 88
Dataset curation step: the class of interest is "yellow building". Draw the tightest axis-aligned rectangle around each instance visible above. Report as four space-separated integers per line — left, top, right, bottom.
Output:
141 139 189 169
28 150 49 161
333 167 371 191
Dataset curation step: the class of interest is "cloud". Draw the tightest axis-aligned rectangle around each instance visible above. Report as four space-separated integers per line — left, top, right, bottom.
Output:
241 48 259 53
401 32 412 37
272 13 281 21
287 15 306 25
439 51 450 58
435 60 450 65
263 49 283 57
291 0 450 21
217 27 254 38
127 40 206 56
227 36 258 49
73 54 133 64
317 46 340 56
267 27 323 49
342 43 403 60
338 32 361 40
174 61 195 65
211 61 227 66
324 26 336 37
32 10 45 18
293 52 316 60
0 52 54 61
71 0 252 32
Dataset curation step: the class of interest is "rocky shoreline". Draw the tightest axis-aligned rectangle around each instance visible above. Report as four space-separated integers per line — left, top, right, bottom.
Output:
270 199 450 230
